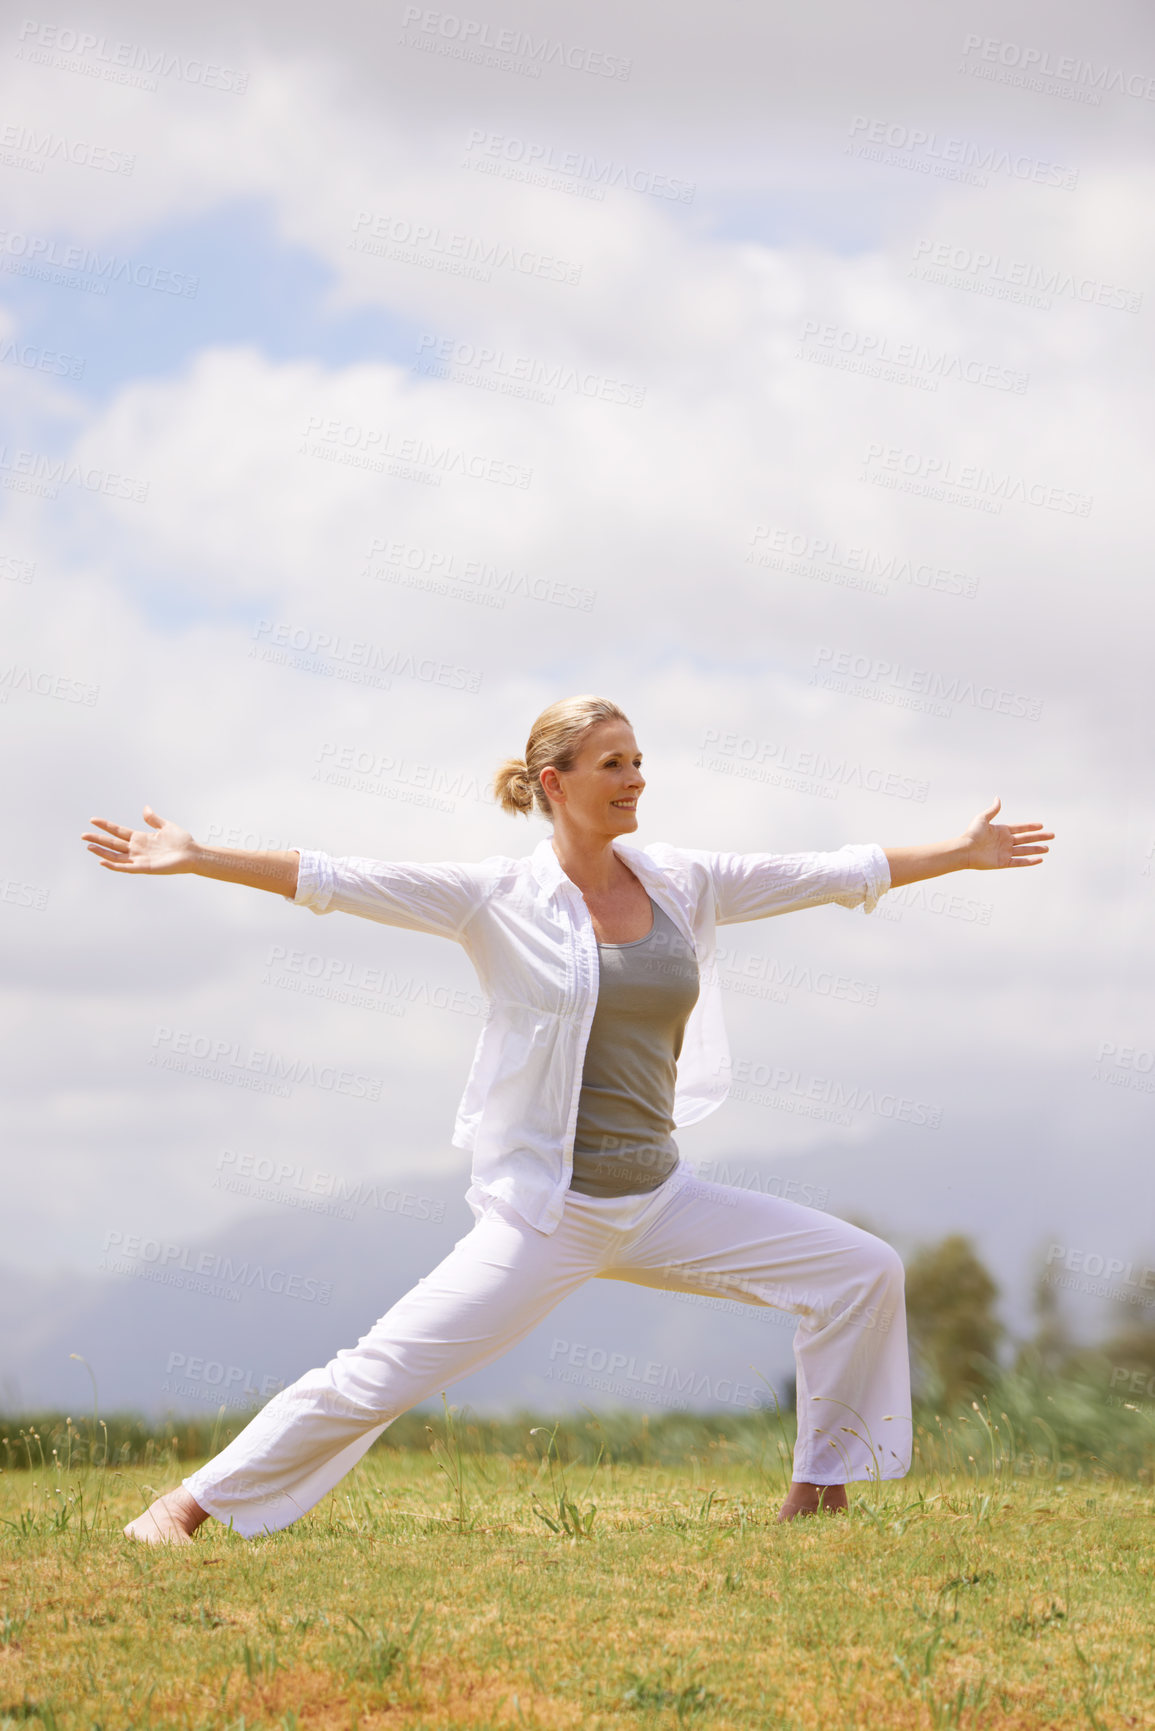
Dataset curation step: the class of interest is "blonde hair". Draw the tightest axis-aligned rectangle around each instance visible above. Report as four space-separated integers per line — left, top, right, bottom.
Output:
493 695 631 819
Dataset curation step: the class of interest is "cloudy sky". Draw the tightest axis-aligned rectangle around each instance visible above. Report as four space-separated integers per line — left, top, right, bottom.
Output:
2 0 1152 1417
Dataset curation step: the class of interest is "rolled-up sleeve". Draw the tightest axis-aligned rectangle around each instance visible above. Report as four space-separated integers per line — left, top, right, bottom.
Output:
700 842 891 924
291 849 487 939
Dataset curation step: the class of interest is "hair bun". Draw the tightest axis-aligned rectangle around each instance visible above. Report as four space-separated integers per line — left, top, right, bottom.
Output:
492 756 535 816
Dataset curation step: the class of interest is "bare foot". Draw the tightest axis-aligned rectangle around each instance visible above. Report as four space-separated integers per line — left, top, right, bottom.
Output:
123 1487 209 1545
776 1481 848 1523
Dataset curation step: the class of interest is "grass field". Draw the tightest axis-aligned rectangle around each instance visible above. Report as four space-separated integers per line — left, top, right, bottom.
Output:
1 1400 1152 1731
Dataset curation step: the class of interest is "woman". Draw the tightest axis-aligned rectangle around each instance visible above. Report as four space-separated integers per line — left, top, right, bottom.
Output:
82 695 1052 1541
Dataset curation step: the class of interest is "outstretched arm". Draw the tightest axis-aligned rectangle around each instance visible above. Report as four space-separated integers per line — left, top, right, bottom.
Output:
883 797 1053 889
82 807 299 898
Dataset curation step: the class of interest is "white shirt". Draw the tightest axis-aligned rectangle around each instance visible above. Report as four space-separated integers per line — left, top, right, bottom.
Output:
292 835 890 1234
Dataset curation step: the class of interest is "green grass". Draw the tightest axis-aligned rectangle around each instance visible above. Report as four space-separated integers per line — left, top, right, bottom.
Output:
0 1389 1152 1730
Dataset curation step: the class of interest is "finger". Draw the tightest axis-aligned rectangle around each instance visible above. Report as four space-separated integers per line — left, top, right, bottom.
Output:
981 796 1001 819
89 818 135 841
82 831 129 853
143 805 164 830
1008 823 1053 835
87 844 135 863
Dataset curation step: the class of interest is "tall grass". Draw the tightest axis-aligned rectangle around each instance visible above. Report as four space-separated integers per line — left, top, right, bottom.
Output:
3 1359 1151 1485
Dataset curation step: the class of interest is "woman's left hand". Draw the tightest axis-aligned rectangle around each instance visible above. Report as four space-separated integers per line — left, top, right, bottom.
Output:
963 797 1054 870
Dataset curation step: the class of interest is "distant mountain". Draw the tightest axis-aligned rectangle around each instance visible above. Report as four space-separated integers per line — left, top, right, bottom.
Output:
1 1170 802 1426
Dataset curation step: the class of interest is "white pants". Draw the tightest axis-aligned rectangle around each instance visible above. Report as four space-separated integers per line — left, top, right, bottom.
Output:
183 1166 911 1537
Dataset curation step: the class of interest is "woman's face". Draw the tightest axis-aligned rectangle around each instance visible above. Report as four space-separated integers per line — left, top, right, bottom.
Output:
541 720 645 838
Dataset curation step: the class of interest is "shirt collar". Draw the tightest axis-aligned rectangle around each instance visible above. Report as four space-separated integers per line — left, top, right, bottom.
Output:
529 835 567 897
530 833 655 899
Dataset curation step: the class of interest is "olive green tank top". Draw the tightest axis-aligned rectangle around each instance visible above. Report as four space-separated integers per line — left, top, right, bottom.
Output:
569 897 700 1198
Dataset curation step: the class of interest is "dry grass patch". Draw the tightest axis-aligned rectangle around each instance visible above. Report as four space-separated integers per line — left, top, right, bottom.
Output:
1 1446 1152 1729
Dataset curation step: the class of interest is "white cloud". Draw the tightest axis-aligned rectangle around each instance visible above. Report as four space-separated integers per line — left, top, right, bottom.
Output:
1 0 1151 1398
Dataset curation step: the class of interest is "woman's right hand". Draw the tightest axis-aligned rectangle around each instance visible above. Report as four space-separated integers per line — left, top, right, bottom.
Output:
82 806 200 875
